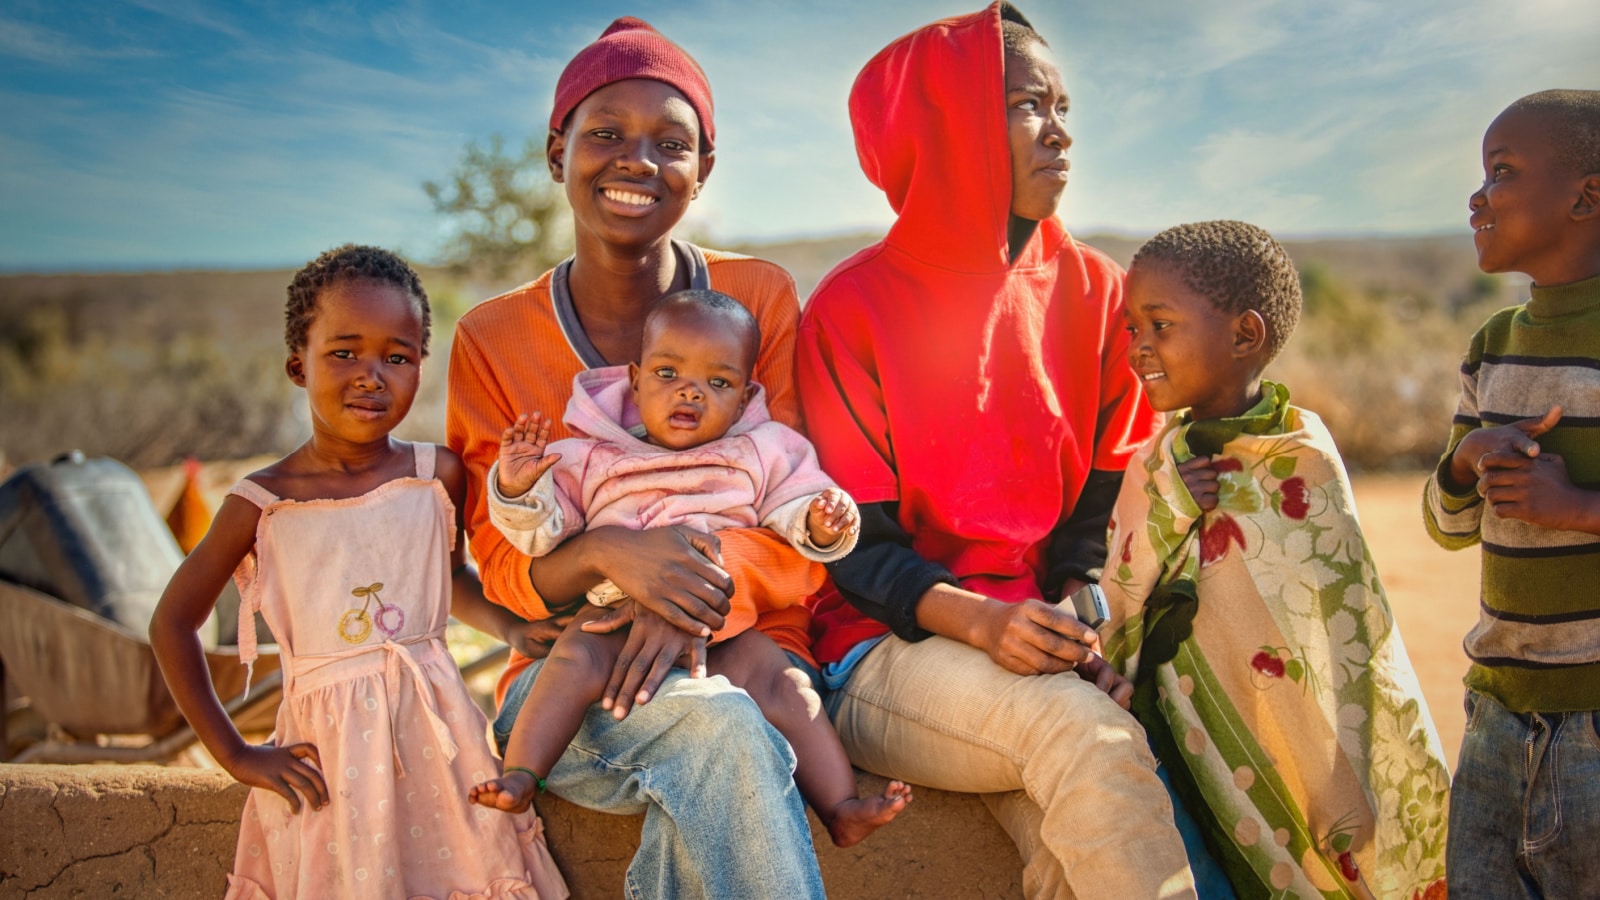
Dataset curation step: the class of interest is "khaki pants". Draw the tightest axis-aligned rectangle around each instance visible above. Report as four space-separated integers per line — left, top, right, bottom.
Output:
828 635 1197 900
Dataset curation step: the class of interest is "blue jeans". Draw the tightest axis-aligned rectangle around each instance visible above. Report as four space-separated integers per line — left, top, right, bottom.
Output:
494 659 825 900
1447 689 1600 899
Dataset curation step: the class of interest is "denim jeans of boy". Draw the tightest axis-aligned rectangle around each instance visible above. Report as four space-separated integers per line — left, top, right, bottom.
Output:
1448 689 1600 899
495 659 825 900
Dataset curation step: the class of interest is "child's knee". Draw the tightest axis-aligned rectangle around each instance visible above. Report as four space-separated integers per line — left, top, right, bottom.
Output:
542 630 616 697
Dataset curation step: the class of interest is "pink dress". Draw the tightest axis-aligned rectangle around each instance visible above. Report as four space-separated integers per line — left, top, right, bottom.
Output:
224 443 567 900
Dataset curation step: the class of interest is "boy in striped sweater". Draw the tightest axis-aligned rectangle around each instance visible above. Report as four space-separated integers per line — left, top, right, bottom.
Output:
1424 89 1600 898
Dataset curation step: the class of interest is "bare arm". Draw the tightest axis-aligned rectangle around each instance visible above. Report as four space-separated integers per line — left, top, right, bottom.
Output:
148 495 329 811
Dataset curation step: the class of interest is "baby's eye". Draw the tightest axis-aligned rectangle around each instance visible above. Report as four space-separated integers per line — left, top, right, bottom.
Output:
709 377 731 389
653 366 677 380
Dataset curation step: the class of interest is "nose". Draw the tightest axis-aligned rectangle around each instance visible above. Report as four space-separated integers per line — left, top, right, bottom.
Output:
1468 183 1486 212
1043 109 1071 151
355 361 386 392
676 380 703 401
615 136 659 175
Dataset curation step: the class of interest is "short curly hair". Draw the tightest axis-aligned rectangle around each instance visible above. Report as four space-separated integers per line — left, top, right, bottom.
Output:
284 244 430 355
1130 221 1302 363
1504 89 1600 177
1001 3 1046 55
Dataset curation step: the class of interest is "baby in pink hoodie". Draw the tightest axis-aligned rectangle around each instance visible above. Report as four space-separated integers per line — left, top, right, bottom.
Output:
470 289 911 849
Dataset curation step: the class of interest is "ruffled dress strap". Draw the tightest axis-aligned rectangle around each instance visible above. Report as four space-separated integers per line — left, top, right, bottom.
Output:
413 441 436 480
227 479 279 697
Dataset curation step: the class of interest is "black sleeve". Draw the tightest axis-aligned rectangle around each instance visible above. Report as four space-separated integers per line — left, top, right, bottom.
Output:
823 501 957 643
1041 469 1125 601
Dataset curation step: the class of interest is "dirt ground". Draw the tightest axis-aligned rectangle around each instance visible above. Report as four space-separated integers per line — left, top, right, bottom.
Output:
1349 473 1477 768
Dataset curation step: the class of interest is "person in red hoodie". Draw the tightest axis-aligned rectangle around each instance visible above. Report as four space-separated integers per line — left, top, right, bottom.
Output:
798 4 1197 897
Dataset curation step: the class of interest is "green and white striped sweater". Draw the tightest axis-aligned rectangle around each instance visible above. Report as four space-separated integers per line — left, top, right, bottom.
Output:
1424 274 1600 713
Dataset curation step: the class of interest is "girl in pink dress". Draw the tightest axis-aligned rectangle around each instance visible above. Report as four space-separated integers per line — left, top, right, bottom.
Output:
150 245 567 900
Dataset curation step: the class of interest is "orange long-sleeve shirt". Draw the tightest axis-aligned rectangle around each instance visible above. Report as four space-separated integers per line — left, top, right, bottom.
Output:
446 243 820 698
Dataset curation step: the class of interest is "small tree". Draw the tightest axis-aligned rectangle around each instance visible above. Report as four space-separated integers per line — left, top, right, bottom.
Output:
424 135 570 281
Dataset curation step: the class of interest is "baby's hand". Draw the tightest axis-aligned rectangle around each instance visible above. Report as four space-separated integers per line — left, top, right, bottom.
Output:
497 412 561 496
807 487 857 546
1451 406 1562 492
225 741 328 814
1178 456 1220 512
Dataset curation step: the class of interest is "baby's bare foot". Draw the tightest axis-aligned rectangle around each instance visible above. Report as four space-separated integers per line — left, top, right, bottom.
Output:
826 780 912 847
467 769 539 814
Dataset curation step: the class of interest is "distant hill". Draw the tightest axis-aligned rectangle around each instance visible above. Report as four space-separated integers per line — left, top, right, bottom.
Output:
0 231 1518 472
737 230 1512 312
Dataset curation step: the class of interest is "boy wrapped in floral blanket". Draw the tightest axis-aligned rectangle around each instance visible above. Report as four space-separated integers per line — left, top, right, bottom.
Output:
1100 221 1450 900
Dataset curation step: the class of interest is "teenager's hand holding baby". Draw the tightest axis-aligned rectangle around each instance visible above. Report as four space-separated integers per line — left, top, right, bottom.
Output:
497 412 562 496
807 487 858 546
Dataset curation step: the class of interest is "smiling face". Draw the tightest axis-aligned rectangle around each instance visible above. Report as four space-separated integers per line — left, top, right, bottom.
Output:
1125 263 1262 421
548 78 712 256
287 278 424 448
1005 38 1071 222
1469 106 1593 285
628 306 757 451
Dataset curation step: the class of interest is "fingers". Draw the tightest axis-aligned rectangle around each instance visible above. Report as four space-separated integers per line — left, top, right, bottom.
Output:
579 603 635 634
677 526 726 570
684 634 708 679
1177 456 1220 511
1518 406 1563 444
611 637 677 719
989 602 1094 675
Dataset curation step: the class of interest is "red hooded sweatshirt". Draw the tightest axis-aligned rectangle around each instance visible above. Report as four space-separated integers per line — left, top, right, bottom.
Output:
798 3 1157 664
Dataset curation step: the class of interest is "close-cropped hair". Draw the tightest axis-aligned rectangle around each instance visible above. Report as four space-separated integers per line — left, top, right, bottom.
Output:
1132 220 1303 363
646 288 761 371
1505 89 1600 177
1000 3 1046 54
284 244 431 355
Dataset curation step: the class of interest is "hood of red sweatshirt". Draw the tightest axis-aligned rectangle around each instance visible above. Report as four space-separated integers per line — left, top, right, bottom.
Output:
851 3 1016 273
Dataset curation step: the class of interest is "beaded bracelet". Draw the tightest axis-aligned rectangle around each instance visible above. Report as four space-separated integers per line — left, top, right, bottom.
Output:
505 766 547 794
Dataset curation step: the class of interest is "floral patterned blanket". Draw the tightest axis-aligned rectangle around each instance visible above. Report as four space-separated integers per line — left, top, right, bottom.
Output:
1101 383 1449 900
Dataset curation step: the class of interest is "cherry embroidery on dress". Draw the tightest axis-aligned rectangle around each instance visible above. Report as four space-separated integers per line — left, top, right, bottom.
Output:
341 582 405 644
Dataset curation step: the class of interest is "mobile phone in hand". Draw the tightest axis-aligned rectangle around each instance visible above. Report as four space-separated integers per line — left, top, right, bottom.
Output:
1068 583 1109 630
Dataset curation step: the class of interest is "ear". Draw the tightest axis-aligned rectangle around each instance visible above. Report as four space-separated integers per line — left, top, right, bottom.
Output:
1572 173 1600 221
1232 310 1268 359
695 149 715 195
738 380 758 414
286 352 307 387
627 361 641 393
547 128 567 184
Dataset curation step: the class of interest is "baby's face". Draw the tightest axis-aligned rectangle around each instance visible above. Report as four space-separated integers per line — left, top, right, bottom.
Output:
1124 263 1250 420
630 318 755 451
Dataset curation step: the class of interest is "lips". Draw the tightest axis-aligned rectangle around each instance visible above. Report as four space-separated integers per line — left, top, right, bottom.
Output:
1038 158 1070 180
667 406 700 428
347 397 388 419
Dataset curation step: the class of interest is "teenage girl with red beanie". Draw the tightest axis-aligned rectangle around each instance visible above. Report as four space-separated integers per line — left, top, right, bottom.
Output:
447 17 825 899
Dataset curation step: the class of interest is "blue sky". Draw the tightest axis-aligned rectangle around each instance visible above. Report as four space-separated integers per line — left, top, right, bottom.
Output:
2 0 1596 272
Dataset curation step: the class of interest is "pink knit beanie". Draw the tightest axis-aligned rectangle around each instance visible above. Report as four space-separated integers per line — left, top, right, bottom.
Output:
548 17 716 149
